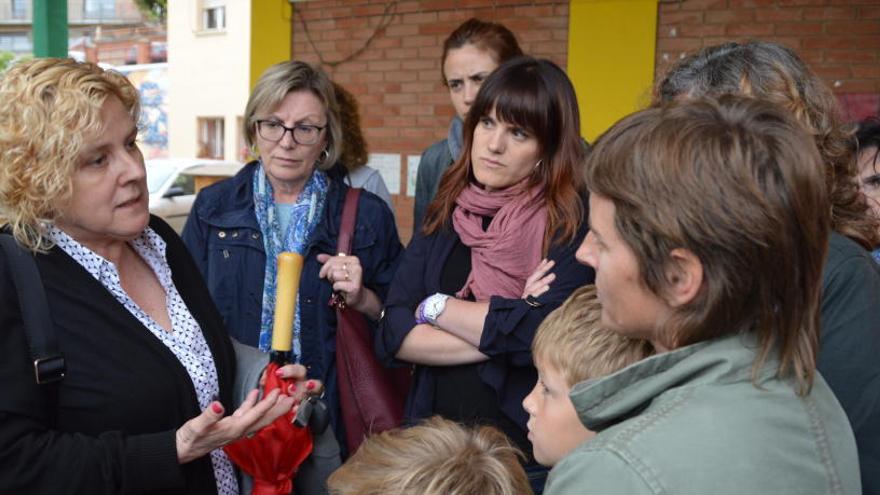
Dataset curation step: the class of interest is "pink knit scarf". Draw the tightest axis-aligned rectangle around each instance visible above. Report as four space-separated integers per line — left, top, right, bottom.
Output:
452 181 547 301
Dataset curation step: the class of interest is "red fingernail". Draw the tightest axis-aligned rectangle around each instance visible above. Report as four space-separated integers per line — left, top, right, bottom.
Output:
211 402 223 414
290 383 297 392
306 380 315 390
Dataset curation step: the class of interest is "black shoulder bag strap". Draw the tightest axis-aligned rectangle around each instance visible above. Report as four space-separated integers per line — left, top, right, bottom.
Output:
0 234 65 384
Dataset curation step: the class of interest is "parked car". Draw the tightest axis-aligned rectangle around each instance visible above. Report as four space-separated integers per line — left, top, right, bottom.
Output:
147 158 242 232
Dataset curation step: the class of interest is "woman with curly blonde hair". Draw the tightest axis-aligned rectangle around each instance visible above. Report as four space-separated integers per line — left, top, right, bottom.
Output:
656 41 880 494
327 416 531 495
0 58 313 494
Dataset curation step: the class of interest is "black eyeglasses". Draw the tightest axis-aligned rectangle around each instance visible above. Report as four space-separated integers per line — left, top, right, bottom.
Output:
256 120 326 145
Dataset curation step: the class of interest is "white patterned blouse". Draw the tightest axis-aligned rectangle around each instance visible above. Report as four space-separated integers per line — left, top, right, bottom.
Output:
49 226 239 495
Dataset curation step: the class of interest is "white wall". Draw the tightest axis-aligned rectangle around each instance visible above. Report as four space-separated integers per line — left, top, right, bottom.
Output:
167 1 250 161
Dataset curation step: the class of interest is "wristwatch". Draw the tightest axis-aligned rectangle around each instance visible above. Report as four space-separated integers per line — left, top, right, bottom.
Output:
418 293 450 326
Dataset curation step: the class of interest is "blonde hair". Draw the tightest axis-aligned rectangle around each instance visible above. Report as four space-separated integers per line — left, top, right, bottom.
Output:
533 285 654 386
327 416 532 495
243 61 342 169
0 58 139 252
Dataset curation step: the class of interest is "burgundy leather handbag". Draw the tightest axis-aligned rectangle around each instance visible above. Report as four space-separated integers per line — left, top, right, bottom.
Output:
332 187 410 453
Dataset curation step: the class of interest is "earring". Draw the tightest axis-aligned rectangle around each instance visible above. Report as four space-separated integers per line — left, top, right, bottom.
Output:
319 148 330 164
534 159 543 170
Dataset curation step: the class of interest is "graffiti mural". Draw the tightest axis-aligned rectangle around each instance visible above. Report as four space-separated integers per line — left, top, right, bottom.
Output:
115 63 169 159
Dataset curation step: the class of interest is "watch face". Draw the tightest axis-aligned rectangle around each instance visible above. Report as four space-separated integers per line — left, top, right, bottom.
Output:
426 295 447 321
427 298 442 319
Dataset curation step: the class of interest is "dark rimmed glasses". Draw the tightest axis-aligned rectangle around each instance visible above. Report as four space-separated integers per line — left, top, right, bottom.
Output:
256 120 325 145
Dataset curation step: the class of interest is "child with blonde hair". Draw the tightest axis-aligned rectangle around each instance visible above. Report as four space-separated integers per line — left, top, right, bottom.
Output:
523 285 654 466
327 416 532 495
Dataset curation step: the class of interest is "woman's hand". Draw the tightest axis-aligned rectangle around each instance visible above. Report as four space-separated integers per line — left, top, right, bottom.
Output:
260 363 324 404
317 253 383 319
175 389 295 464
522 259 556 299
318 253 365 307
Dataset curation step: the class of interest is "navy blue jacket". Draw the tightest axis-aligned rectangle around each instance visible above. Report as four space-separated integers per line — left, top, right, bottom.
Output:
376 215 595 433
181 162 403 443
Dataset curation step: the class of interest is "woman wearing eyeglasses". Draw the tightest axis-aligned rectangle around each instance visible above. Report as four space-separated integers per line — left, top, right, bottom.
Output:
182 61 403 457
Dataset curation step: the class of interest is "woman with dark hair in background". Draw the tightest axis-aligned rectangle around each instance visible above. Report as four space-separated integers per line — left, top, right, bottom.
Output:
333 81 395 212
377 56 593 493
856 118 880 263
412 17 523 233
656 40 880 494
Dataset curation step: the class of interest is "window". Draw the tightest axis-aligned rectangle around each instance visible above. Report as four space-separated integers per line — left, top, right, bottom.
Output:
197 118 225 160
201 0 226 31
11 0 29 20
83 0 116 20
172 172 196 195
236 116 250 162
150 41 167 63
0 33 31 53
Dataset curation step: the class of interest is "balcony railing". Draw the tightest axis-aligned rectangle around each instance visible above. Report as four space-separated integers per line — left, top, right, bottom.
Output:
0 1 145 25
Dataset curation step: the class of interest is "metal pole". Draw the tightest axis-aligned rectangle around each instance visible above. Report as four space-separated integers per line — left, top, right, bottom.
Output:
33 0 68 57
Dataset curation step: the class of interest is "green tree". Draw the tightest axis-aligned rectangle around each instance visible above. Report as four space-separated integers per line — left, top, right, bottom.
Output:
0 51 15 72
135 0 166 23
0 51 31 73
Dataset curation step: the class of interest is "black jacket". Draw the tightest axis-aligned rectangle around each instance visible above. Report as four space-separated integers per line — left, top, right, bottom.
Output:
0 216 235 494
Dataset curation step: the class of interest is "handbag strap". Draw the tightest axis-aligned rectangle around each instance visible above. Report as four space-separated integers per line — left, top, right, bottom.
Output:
0 233 66 384
336 187 361 255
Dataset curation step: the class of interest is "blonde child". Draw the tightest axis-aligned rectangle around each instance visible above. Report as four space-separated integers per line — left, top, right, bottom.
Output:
523 285 654 466
326 416 532 495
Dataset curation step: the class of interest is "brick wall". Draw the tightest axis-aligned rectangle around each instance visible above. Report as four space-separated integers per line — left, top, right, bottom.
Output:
291 0 569 242
656 0 880 121
291 0 880 242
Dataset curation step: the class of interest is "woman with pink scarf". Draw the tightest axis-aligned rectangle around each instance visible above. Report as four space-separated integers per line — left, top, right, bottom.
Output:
376 57 593 493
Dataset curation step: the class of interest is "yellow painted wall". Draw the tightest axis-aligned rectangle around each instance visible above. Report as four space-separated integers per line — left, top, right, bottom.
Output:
250 0 293 90
568 0 658 142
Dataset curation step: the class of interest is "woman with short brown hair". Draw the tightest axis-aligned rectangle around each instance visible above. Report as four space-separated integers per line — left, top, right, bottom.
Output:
656 42 880 493
546 96 860 495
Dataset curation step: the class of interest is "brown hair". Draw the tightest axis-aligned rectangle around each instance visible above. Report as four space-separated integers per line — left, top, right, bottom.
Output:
656 40 879 249
243 61 342 169
0 58 139 252
327 416 532 495
857 117 880 177
586 96 829 395
441 18 523 85
423 56 586 251
332 81 369 171
533 285 654 386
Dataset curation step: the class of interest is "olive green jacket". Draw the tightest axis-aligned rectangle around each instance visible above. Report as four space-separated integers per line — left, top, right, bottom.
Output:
545 334 860 495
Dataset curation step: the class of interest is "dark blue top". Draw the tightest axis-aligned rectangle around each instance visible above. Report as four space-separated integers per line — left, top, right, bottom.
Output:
181 162 404 446
375 209 595 435
820 232 880 495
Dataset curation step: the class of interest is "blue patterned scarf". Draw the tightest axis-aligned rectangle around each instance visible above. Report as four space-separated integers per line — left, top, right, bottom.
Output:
253 162 329 356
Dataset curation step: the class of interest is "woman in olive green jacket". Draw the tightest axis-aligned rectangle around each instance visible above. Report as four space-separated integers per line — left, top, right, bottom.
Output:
546 97 860 494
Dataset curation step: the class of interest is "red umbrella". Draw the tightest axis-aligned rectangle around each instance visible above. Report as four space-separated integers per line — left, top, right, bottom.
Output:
224 361 314 495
